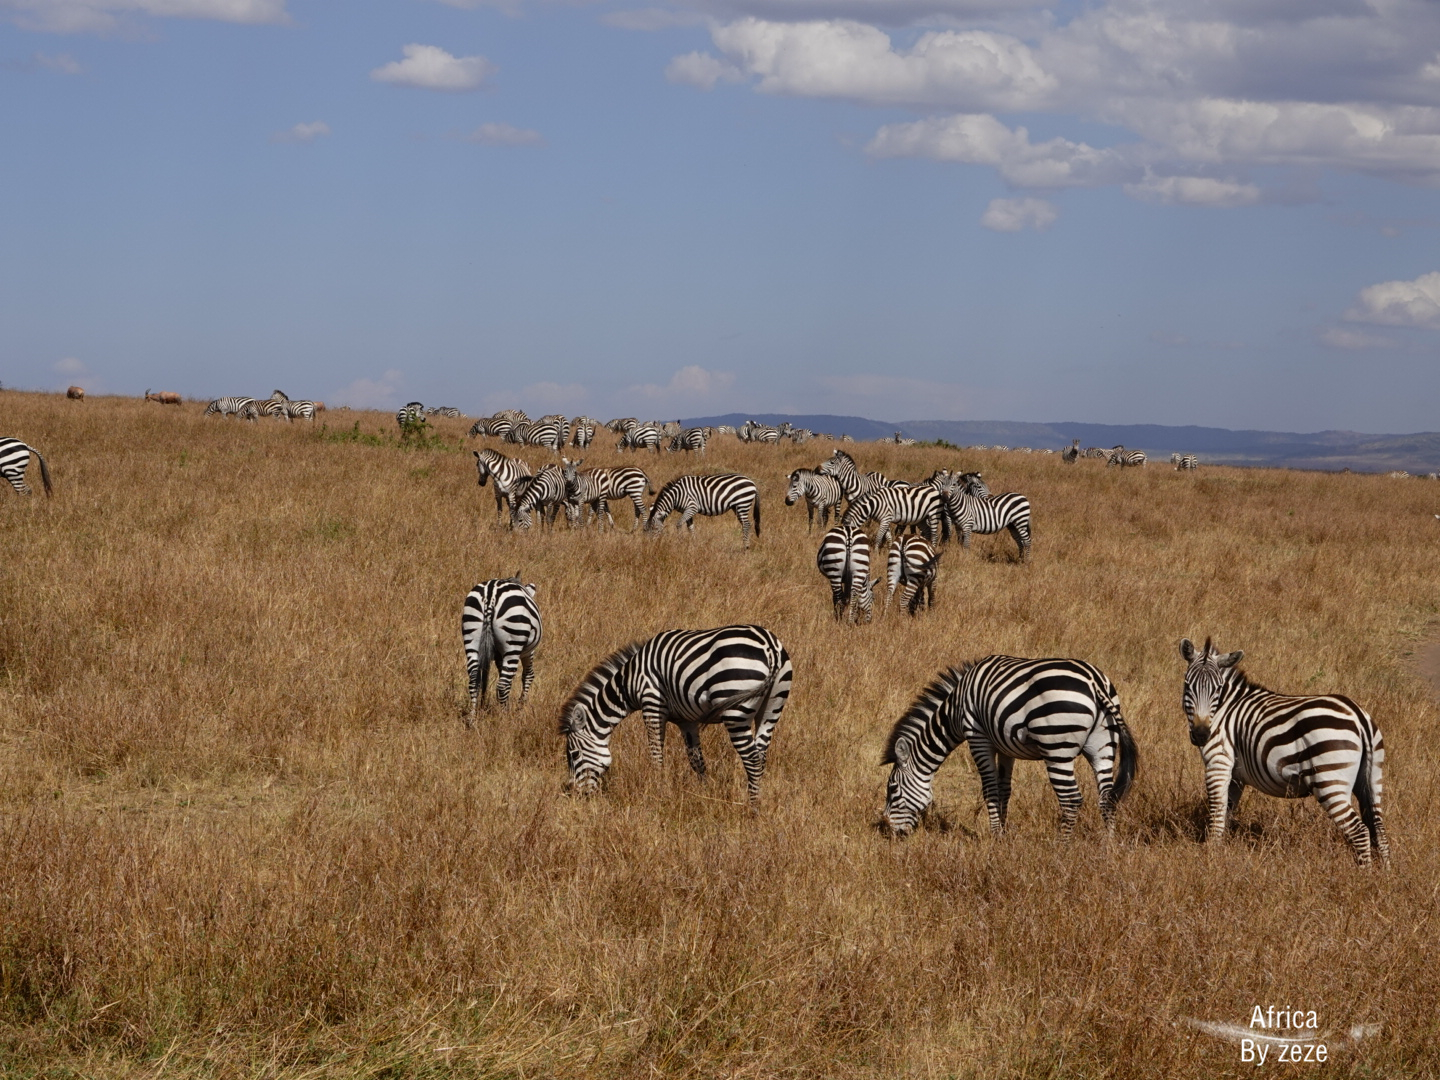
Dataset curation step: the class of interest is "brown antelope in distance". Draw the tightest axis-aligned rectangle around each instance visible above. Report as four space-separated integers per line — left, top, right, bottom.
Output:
66 386 84 400
145 389 182 405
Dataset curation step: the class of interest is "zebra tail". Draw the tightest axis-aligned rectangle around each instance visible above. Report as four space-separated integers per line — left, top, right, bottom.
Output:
1112 722 1138 804
753 497 761 538
473 617 495 706
36 451 53 497
1355 728 1379 834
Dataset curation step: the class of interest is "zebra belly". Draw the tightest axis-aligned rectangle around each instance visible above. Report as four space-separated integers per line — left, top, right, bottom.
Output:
989 702 1095 760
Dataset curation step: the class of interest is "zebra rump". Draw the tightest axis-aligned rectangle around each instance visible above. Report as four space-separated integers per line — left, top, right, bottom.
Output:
462 577 542 721
816 525 875 623
0 438 53 496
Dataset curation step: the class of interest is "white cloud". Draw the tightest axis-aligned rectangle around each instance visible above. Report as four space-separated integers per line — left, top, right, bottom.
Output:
370 45 496 92
625 365 736 406
271 121 330 144
1123 174 1260 206
334 369 404 410
2 0 287 33
980 196 1057 231
1318 326 1400 350
665 52 744 90
1344 271 1440 330
462 122 545 146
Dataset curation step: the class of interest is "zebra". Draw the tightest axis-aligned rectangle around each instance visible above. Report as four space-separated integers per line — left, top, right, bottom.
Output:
1084 447 1109 459
0 438 53 496
1107 446 1147 467
841 485 944 547
505 419 564 453
741 421 781 444
933 483 1031 561
559 625 793 804
560 458 652 529
396 402 425 427
1175 454 1199 471
1180 638 1388 865
605 417 636 433
716 425 736 436
283 400 317 421
469 416 514 439
617 422 662 453
269 389 290 402
817 450 890 509
204 396 254 418
462 577 542 723
660 420 683 437
1062 440 1081 464
510 465 568 530
892 431 917 446
881 655 1138 839
240 399 287 421
785 468 844 532
647 473 761 549
569 416 597 449
426 406 461 418
816 525 876 623
668 427 709 454
886 535 939 616
472 449 534 520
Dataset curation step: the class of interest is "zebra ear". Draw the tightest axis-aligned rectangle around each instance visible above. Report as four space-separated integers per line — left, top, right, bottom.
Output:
473 450 481 459
1179 638 1197 662
525 582 538 596
1217 650 1244 668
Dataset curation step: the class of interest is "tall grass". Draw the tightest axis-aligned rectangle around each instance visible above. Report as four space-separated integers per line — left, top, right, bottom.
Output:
1 390 1438 1077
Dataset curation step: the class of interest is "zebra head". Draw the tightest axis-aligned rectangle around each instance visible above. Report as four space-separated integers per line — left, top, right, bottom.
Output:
472 450 492 487
880 732 933 837
784 469 808 506
559 642 643 796
1180 638 1245 745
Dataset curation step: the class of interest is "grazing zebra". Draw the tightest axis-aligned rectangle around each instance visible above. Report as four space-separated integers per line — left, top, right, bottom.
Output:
560 625 793 804
240 399 287 421
841 485 944 547
668 427 709 454
932 483 1031 561
472 448 534 520
469 416 515 439
660 420 682 437
569 416 597 449
741 421 781 444
427 406 461 418
881 656 1138 839
785 468 844 532
886 535 939 616
617 422 662 453
1175 453 1199 471
1084 447 1109 459
1062 440 1080 464
510 465 568 530
892 431 917 446
283 400 317 421
506 419 564 453
0 438 53 496
647 473 761 549
1180 638 1388 865
1107 446 1147 467
396 401 425 427
816 525 876 623
560 458 652 529
462 577 541 722
204 396 254 418
716 424 736 436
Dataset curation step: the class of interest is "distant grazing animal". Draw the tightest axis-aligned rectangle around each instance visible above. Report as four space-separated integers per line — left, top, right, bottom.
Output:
0 438 53 496
893 431 917 446
1107 446 1147 467
145 389 181 405
647 473 761 549
785 468 844 532
605 417 637 433
1180 638 1388 865
205 397 254 418
560 458 652 529
313 401 326 413
1175 454 1199 471
240 399 287 421
882 656 1138 839
510 465 569 530
841 485 944 548
668 427 709 454
1084 447 1109 459
468 416 513 439
740 421 781 444
269 390 290 402
507 419 565 453
559 625 793 804
283 400 317 421
1062 440 1080 464
66 386 84 401
935 483 1031 561
396 402 425 427
472 449 534 520
569 416 597 449
886 535 939 616
661 420 683 437
617 422 662 453
462 577 542 722
816 524 876 623
426 406 462 418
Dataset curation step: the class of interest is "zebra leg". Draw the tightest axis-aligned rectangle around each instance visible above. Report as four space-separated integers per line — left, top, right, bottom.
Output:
3 469 30 495
831 582 846 620
969 741 1009 835
641 705 668 767
1226 778 1244 816
735 506 751 549
722 717 766 805
1202 759 1236 844
1046 758 1085 839
519 651 537 702
1009 523 1030 562
1314 785 1376 865
679 723 706 778
806 503 815 532
495 653 522 707
628 496 644 530
466 661 485 728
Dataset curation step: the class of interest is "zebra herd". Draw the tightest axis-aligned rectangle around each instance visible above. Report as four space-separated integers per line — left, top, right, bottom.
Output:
205 390 322 422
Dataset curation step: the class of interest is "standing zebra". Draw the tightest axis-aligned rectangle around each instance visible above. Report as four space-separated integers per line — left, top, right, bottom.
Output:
816 525 876 623
668 427 709 454
647 474 761 549
560 625 793 804
469 416 513 439
462 577 542 722
396 401 425 427
817 449 892 510
240 399 287 421
472 449 534 520
1174 454 1199 471
1179 638 1388 865
510 465 568 530
560 458 652 529
841 485 944 547
204 396 254 418
886 535 939 616
617 422 662 453
933 483 1031 561
882 656 1138 839
785 468 844 532
1107 446 1147 467
506 419 564 453
283 400 317 421
569 416 597 449
427 406 462 418
740 421 782 444
1062 440 1080 464
0 438 53 496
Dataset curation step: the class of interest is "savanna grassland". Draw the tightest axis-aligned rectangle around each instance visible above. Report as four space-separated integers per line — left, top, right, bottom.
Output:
2 390 1439 1078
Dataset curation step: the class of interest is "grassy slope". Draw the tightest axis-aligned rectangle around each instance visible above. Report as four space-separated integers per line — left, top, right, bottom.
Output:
1 391 1438 1078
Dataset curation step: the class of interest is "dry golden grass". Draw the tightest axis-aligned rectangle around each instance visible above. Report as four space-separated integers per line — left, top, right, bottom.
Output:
1 390 1439 1078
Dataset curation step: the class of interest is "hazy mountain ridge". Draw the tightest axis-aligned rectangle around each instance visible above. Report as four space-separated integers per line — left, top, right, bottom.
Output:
681 414 1440 473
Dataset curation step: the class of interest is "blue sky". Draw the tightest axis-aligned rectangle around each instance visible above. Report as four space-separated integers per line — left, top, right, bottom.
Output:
4 0 1440 431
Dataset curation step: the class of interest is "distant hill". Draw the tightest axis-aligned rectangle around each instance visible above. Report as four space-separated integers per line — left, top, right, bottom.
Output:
681 414 1440 473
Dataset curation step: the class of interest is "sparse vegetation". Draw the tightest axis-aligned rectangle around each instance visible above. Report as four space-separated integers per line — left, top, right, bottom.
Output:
1 390 1438 1077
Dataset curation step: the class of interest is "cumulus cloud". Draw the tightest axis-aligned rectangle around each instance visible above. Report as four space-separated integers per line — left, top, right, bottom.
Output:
980 196 1056 231
626 365 736 405
462 122 545 146
665 52 744 90
271 121 330 144
334 369 404 410
1344 271 1440 330
1123 174 1261 206
1318 326 1400 350
370 45 496 92
2 0 288 33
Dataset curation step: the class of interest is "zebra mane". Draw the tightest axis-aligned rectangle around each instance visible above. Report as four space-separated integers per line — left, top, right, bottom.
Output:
558 640 646 733
830 449 856 468
881 664 967 764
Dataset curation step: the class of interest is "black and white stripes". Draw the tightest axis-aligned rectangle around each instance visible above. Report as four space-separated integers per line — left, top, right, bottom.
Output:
462 577 542 721
0 438 53 496
816 525 875 623
647 473 761 549
472 448 534 519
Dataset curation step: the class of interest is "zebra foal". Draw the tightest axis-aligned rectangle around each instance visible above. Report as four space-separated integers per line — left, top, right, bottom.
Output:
882 656 1138 839
816 525 876 623
647 473 761 549
1180 638 1388 865
462 577 542 722
560 625 793 804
